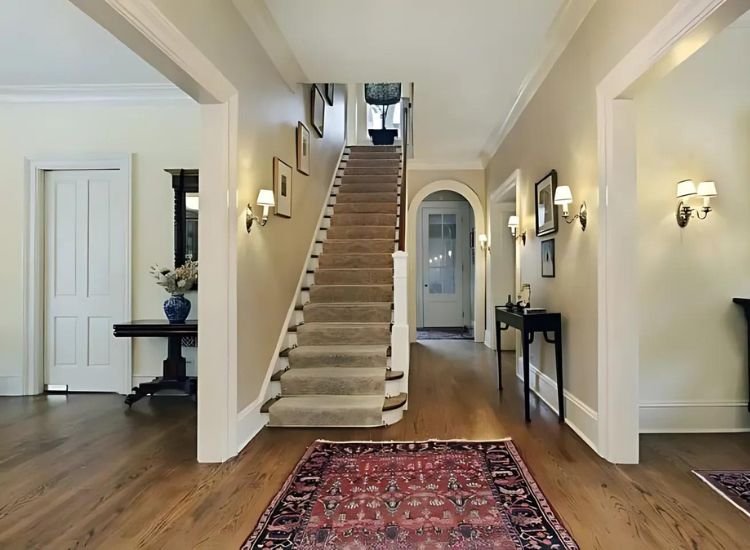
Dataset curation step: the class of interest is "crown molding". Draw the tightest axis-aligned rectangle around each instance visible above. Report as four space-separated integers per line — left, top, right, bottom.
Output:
232 0 308 92
407 159 485 171
479 0 596 165
0 83 190 103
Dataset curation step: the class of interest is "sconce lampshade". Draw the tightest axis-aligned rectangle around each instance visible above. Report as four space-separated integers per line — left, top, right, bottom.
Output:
676 179 697 199
697 181 718 197
478 234 488 245
554 185 573 205
256 189 275 207
507 215 519 228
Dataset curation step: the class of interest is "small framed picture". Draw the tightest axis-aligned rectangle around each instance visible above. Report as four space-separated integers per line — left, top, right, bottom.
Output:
273 157 293 218
311 85 325 137
541 239 556 278
324 84 335 106
296 122 311 175
535 169 559 237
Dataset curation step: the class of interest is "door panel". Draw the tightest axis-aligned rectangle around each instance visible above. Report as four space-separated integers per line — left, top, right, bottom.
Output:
45 170 128 392
421 205 464 327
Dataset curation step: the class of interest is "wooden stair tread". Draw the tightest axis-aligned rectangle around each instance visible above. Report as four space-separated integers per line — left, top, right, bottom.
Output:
383 393 408 411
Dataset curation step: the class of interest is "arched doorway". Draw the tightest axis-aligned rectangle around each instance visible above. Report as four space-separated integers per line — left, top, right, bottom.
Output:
407 180 486 343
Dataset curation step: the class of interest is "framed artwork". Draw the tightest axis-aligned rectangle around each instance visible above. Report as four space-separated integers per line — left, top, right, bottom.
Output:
534 169 559 236
296 122 311 175
324 84 334 106
311 85 325 137
541 239 556 278
273 157 293 218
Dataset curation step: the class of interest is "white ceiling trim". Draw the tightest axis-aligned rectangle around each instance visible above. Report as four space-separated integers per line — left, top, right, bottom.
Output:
233 0 308 91
479 0 597 166
0 83 189 103
408 159 485 171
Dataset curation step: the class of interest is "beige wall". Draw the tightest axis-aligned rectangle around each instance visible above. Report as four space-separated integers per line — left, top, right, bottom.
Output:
407 169 485 206
0 102 200 393
485 0 679 411
636 26 750 412
151 0 347 410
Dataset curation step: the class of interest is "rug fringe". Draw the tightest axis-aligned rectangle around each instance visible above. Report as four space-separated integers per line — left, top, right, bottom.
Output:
313 437 514 444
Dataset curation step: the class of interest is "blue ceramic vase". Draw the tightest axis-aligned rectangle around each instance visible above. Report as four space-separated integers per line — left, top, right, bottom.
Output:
164 294 191 324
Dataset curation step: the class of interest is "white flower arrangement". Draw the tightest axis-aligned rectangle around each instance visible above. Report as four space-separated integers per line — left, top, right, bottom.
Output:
150 260 198 295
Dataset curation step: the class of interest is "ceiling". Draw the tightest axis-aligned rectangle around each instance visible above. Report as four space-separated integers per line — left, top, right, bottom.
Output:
0 0 168 86
257 0 568 166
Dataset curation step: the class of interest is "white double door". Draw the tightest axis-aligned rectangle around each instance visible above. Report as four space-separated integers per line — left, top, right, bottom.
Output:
45 170 129 392
420 203 469 328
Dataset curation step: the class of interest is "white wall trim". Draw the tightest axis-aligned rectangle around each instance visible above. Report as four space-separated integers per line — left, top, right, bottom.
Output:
595 0 744 465
408 160 485 171
0 83 188 103
516 358 599 452
640 401 750 433
407 180 486 343
23 154 133 397
232 0 308 91
235 143 348 455
480 0 597 164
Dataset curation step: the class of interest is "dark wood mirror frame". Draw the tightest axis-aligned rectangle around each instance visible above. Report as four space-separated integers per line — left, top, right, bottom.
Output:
165 169 199 268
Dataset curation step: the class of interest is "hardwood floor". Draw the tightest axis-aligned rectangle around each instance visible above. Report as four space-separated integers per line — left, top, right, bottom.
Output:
1 341 748 548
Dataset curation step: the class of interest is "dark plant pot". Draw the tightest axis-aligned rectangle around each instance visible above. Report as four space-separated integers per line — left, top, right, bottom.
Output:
368 128 398 146
164 294 191 324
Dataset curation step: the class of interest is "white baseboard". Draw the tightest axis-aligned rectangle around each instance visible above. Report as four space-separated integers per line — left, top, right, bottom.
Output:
236 400 266 452
0 375 23 396
640 401 750 433
516 358 599 452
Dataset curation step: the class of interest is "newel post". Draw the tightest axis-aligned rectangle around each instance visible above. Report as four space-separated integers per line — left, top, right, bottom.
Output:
392 250 410 404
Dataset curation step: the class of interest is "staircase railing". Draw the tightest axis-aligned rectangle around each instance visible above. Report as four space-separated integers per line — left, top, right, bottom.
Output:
392 96 411 403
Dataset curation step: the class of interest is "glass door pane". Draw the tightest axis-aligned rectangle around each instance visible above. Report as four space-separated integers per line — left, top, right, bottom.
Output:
427 213 457 295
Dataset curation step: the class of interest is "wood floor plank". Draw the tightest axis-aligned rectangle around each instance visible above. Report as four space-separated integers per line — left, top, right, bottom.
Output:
0 341 748 548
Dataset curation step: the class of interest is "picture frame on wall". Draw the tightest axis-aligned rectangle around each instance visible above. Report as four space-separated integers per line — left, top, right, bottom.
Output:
324 84 335 106
311 85 325 137
541 239 556 278
296 122 311 176
273 157 293 218
534 169 559 236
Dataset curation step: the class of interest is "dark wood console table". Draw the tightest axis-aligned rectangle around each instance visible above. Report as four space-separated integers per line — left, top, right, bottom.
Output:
495 307 564 423
732 298 750 412
113 320 197 406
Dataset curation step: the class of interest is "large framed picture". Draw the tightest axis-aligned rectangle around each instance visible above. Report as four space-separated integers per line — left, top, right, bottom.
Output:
324 84 335 106
296 121 311 176
273 157 293 218
534 169 559 236
541 239 556 278
311 85 325 137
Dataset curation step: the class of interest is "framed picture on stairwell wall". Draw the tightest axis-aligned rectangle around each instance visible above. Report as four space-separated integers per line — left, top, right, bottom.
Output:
274 157 293 218
296 122 311 176
311 85 325 138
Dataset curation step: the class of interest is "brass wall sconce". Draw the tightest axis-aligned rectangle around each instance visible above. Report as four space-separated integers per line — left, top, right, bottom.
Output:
246 189 275 233
478 233 489 252
507 216 526 245
676 179 717 228
554 185 587 231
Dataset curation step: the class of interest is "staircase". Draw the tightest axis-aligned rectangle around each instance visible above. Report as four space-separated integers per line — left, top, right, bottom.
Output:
261 145 408 427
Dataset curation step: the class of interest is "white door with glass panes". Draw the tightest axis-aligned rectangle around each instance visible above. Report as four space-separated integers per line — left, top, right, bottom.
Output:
421 205 465 327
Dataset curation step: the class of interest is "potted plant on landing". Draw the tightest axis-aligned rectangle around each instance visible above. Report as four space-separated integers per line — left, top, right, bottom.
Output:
365 82 401 145
150 260 199 323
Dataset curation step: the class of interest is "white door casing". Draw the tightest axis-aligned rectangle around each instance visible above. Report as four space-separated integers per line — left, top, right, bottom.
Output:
44 170 129 392
420 203 465 328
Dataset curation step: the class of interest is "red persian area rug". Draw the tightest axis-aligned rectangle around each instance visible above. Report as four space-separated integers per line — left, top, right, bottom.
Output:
242 439 578 549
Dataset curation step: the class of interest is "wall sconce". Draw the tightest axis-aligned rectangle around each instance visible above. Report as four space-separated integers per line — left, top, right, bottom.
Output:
554 185 587 231
676 179 718 228
478 233 489 252
507 215 526 245
246 189 275 233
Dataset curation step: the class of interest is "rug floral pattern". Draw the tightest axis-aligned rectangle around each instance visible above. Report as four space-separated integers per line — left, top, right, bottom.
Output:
243 440 578 549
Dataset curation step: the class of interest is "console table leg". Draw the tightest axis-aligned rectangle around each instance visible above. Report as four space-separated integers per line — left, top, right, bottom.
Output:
522 330 531 423
496 323 503 391
555 328 565 423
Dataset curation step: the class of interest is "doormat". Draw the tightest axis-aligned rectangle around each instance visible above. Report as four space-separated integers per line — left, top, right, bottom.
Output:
417 327 474 340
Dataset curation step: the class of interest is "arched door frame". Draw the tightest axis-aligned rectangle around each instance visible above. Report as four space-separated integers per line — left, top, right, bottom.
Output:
408 180 486 343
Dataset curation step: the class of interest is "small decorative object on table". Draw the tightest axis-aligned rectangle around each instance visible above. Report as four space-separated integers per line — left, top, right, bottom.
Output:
517 283 532 310
150 260 198 323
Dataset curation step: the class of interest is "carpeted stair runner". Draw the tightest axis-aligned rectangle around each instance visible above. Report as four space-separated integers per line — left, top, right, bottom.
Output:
265 145 407 427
